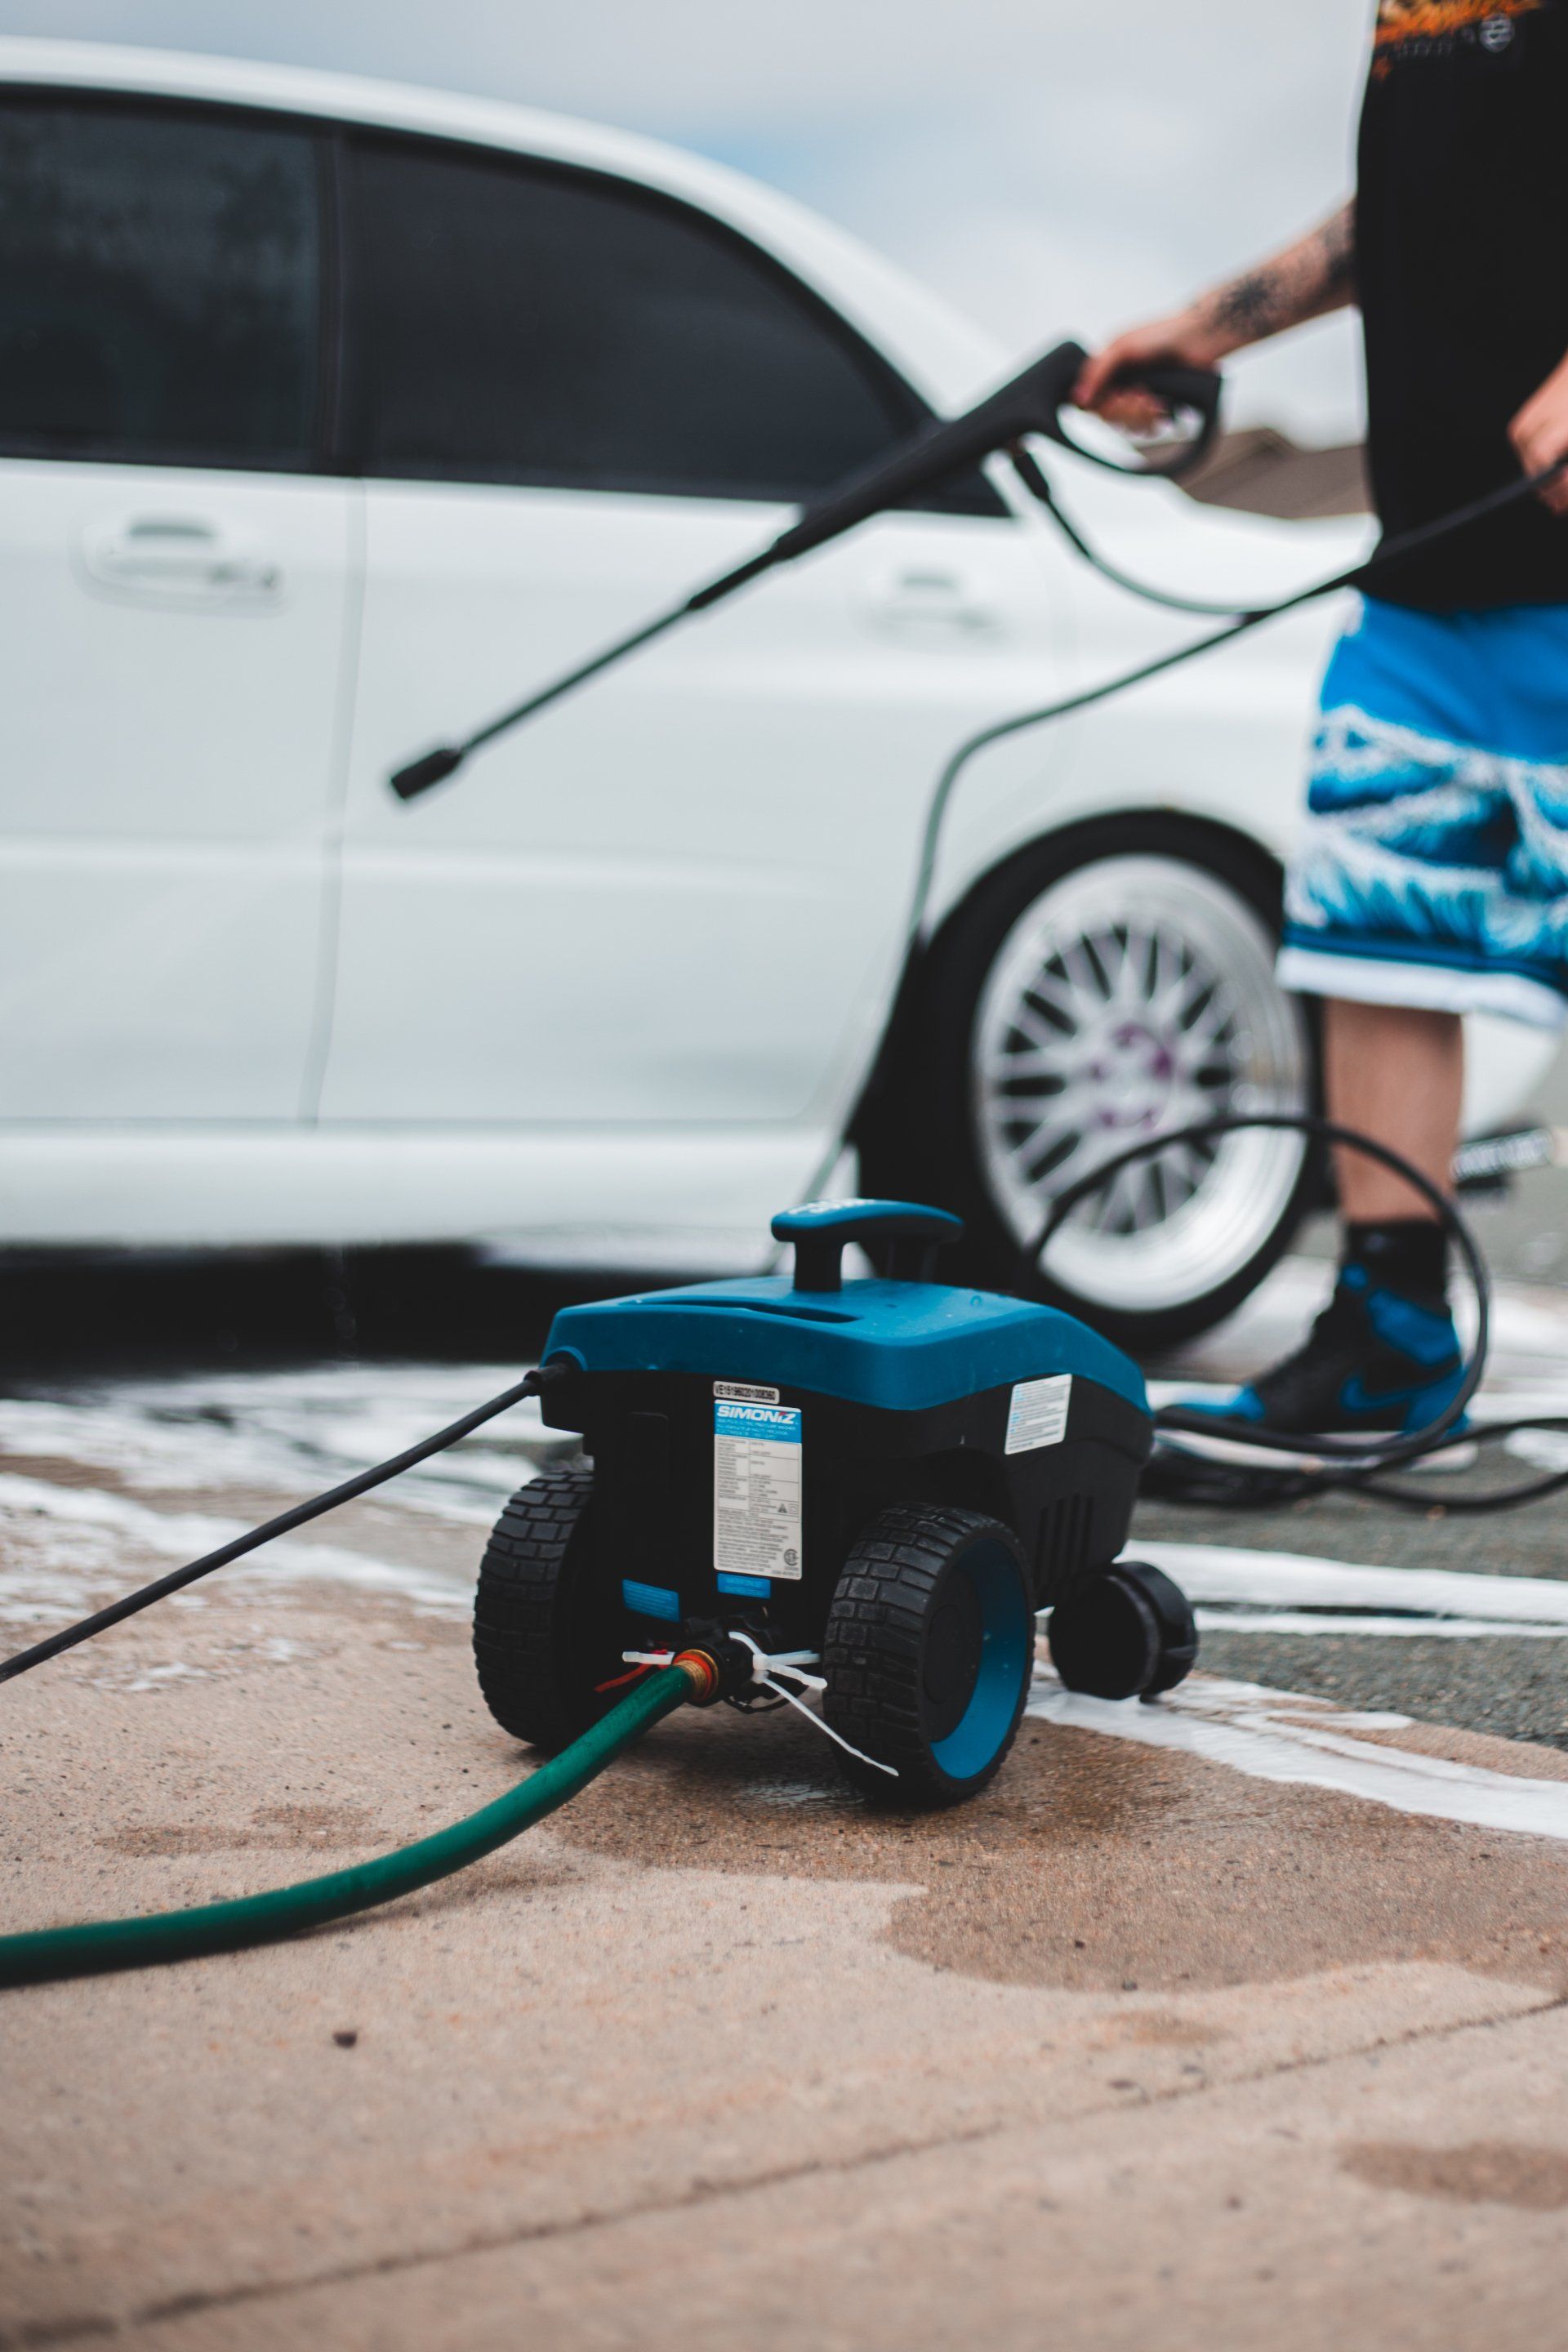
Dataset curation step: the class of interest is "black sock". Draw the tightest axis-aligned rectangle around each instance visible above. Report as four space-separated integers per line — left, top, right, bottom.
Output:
1343 1218 1449 1305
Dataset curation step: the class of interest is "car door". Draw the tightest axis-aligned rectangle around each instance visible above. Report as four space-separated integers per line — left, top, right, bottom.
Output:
0 93 354 1122
318 131 1057 1129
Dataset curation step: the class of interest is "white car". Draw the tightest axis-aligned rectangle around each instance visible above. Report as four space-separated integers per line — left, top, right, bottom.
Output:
0 40 1552 1345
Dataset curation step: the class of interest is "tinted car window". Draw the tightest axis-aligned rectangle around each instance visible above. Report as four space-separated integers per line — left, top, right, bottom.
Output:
0 100 321 468
350 135 1001 513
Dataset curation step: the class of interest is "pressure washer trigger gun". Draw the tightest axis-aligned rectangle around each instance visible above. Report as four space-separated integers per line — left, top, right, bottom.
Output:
386 335 1220 800
1030 342 1224 479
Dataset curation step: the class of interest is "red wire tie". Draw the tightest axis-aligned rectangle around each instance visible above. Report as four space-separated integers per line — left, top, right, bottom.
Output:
595 1663 656 1693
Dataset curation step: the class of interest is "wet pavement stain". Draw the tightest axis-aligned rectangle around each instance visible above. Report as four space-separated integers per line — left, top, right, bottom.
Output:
544 1702 1568 1995
1192 1628 1568 1755
1102 2009 1227 2049
1342 2140 1568 2209
100 1802 376 1857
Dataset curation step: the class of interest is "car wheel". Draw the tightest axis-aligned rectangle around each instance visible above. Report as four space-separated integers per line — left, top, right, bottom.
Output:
861 817 1317 1352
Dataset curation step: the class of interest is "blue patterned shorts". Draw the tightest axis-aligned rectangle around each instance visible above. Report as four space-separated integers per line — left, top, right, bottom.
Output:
1278 596 1568 1030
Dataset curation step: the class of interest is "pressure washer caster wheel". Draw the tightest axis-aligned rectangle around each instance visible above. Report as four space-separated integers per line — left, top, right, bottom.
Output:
822 1504 1034 1808
473 1468 625 1752
1047 1560 1198 1703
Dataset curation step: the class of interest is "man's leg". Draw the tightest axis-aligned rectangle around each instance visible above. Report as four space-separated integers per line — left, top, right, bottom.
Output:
1179 595 1568 1437
1179 997 1468 1434
1323 997 1463 1222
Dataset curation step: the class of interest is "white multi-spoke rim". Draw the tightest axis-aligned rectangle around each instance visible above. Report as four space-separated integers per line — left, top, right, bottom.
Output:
971 854 1311 1316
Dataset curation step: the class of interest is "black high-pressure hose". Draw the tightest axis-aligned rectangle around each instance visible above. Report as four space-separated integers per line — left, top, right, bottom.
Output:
1031 1114 1568 1514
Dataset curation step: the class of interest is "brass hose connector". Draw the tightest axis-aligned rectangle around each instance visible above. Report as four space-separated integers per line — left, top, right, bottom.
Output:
673 1648 724 1705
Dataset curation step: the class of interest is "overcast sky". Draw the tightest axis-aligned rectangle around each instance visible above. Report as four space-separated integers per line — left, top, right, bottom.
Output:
2 0 1376 439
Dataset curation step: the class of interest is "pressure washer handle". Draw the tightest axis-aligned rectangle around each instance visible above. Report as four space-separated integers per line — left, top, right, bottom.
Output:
1038 353 1224 479
744 340 1219 588
751 342 1094 578
771 1197 964 1293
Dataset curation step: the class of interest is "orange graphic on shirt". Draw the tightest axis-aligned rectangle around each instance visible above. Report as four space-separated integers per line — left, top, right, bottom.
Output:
1375 0 1547 69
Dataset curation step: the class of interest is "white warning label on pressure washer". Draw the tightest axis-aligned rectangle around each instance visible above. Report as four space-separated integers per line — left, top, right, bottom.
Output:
713 1401 803 1581
1004 1374 1072 1454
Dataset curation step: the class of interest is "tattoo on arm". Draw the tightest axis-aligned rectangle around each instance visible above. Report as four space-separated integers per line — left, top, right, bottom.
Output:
1209 265 1298 345
1200 202 1356 353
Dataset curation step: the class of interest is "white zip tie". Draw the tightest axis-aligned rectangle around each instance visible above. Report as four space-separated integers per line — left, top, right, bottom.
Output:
621 1640 897 1778
730 1633 898 1778
742 1643 826 1695
752 1673 898 1777
730 1630 817 1691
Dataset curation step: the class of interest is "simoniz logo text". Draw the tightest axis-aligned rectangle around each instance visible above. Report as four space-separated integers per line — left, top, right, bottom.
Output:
716 1405 797 1430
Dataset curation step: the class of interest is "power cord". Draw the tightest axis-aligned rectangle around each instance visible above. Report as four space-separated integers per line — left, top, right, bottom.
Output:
0 1365 564 1688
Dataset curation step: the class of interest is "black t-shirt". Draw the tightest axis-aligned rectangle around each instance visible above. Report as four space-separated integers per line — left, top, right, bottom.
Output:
1358 0 1568 608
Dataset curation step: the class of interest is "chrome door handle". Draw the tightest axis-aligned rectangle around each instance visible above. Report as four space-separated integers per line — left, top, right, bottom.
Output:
78 514 282 604
862 564 1000 635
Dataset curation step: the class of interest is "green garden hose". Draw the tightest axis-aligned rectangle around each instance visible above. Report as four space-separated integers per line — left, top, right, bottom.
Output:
0 1665 695 1990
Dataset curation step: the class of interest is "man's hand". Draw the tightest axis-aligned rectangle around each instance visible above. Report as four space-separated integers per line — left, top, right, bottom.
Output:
1075 202 1356 427
1510 358 1568 516
1075 312 1228 428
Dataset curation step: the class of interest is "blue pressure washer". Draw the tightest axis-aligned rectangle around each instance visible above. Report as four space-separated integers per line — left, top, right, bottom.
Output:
0 1192 1196 1984
474 1197 1194 1806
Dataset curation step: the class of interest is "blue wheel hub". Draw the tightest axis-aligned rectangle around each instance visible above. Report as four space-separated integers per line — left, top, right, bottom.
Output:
922 1537 1032 1784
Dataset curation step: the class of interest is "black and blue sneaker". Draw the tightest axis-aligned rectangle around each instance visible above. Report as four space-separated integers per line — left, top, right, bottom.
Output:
1179 1256 1467 1444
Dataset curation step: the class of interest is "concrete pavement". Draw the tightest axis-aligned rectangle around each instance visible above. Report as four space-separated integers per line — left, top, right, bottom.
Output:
7 1560 1568 2345
5 1250 1568 2347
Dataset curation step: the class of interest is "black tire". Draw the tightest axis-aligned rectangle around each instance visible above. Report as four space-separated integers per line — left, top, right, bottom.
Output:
822 1504 1034 1808
472 1468 623 1753
858 815 1320 1352
1048 1559 1198 1702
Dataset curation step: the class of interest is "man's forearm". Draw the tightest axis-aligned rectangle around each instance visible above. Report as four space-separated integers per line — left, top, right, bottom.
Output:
1075 198 1358 418
1194 201 1356 359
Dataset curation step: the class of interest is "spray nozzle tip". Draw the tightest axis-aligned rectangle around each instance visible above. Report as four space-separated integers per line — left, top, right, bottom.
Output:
390 746 465 800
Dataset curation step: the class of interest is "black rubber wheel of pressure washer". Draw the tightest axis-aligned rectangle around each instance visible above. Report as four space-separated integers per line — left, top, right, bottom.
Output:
473 1468 625 1753
821 1504 1034 1808
1047 1559 1198 1702
856 814 1321 1352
